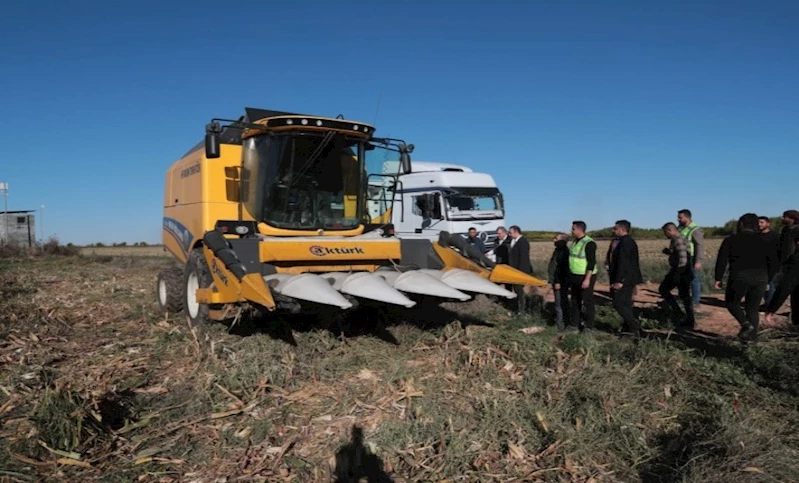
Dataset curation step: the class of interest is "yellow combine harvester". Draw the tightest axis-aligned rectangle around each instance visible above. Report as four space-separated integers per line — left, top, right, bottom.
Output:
157 107 546 326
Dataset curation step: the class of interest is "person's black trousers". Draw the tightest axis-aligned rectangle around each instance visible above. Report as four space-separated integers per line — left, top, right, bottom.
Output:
659 268 695 326
612 284 640 333
569 274 596 329
725 275 767 333
513 284 526 314
767 261 799 325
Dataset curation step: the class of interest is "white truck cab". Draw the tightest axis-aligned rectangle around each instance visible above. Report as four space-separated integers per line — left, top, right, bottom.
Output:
367 161 505 251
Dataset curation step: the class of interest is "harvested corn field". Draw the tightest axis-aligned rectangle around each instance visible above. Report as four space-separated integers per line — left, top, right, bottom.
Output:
1 252 798 482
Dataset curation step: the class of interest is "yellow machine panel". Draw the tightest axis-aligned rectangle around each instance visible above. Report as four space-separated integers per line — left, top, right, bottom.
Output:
259 238 401 263
163 144 244 263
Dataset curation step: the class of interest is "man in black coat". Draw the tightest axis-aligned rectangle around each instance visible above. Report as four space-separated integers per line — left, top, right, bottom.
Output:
508 225 533 314
758 216 780 307
715 213 779 342
492 226 511 265
608 220 644 337
547 232 571 330
764 210 799 327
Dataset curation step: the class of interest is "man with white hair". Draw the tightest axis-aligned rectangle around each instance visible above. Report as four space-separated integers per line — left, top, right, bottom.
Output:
491 226 510 265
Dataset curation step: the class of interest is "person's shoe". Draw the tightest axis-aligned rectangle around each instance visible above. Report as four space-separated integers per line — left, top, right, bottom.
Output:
737 324 755 343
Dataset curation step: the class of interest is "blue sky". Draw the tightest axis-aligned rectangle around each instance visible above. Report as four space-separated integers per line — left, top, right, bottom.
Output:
1 1 797 245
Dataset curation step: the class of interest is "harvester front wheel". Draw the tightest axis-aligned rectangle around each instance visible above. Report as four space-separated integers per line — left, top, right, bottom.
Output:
156 267 183 314
184 248 212 327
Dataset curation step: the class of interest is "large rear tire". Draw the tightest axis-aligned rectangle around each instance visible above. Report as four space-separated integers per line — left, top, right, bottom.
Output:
184 248 213 327
156 267 183 314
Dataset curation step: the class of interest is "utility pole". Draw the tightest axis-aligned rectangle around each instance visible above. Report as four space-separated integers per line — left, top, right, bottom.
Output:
40 204 45 243
0 182 8 244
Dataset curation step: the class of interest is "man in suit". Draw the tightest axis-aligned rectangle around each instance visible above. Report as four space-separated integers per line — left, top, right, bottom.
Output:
547 232 571 330
492 226 511 265
608 220 644 338
508 225 533 314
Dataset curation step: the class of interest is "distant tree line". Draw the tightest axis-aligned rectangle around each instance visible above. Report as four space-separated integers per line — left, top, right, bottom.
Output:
524 216 783 240
88 241 151 247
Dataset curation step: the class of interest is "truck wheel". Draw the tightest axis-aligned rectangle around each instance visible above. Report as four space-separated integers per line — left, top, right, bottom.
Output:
156 267 183 313
184 248 212 327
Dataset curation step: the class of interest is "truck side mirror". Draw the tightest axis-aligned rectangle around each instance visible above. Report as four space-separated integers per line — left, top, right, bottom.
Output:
205 121 221 159
399 142 414 174
400 151 411 174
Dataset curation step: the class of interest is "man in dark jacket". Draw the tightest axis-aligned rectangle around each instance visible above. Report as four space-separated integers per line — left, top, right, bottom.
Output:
759 216 780 306
605 236 620 272
765 258 799 327
547 232 570 330
508 225 533 314
608 220 644 337
715 213 779 342
467 227 486 254
765 209 799 326
493 226 511 265
778 210 799 265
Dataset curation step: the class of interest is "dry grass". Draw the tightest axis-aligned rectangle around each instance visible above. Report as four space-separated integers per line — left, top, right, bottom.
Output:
529 239 723 263
79 246 168 258
1 253 797 482
0 238 81 259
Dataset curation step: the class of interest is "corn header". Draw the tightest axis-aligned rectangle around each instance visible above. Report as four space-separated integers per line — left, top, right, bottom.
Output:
156 107 546 326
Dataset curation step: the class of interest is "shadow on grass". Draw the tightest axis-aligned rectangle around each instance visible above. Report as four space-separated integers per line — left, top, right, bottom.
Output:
643 328 744 361
223 296 495 346
638 398 725 483
333 426 393 483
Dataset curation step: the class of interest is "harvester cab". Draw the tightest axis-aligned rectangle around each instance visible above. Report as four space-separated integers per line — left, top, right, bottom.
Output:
157 107 546 327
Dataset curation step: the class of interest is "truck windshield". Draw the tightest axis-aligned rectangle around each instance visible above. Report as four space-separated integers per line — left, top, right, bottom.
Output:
444 187 504 220
241 132 365 230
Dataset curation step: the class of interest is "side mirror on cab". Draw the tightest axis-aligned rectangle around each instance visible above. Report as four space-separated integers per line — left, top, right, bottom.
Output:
398 143 414 174
205 121 222 159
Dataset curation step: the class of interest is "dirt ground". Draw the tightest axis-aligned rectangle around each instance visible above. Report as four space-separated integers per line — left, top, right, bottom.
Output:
78 243 792 338
534 281 792 338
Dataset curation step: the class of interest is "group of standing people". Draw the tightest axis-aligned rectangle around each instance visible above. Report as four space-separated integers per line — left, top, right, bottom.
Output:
483 220 609 334
475 225 535 313
473 208 799 343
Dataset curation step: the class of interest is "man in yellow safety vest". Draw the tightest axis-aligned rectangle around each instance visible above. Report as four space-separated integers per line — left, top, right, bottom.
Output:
677 209 705 308
567 220 598 334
